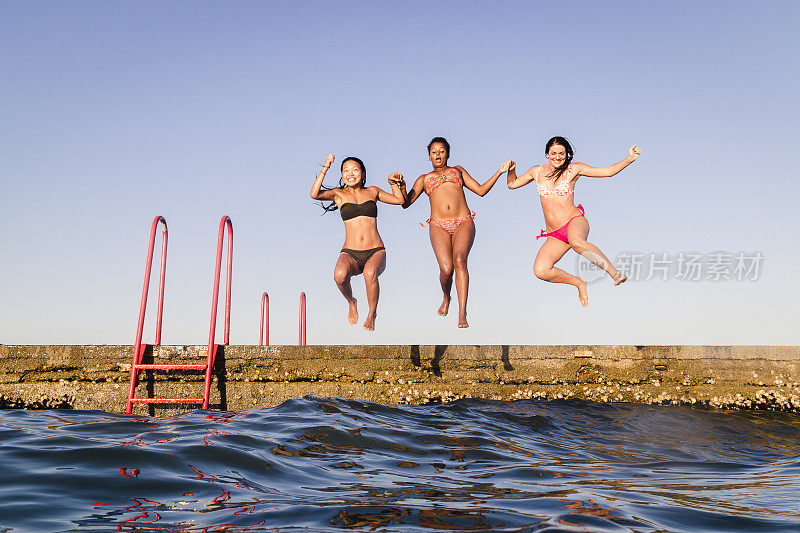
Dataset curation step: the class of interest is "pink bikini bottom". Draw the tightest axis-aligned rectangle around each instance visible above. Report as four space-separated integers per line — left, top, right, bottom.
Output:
536 204 585 244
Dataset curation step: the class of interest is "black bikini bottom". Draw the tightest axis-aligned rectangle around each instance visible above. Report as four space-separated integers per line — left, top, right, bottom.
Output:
341 246 385 271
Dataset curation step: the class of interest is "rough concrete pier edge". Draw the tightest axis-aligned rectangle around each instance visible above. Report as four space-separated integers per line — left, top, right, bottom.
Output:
1 344 799 416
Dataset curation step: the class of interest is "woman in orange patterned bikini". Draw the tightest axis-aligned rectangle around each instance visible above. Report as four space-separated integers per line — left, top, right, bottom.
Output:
399 137 511 328
507 136 641 306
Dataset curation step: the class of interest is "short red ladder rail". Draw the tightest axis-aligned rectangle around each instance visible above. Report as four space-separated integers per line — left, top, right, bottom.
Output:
259 292 269 346
260 292 306 345
298 292 307 345
126 216 233 414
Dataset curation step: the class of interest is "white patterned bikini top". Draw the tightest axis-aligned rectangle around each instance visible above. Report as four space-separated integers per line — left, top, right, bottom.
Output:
536 165 574 197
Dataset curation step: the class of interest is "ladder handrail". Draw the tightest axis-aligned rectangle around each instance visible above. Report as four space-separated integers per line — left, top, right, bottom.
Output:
299 292 306 345
205 215 233 409
260 292 269 346
134 216 168 349
127 215 168 414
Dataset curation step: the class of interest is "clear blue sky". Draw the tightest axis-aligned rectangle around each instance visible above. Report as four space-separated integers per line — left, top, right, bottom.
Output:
2 1 798 346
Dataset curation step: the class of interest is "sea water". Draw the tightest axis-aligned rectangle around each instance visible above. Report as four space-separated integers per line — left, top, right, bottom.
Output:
1 397 799 532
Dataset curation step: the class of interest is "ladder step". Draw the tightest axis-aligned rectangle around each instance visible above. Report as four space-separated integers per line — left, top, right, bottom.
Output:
129 398 204 404
134 364 207 370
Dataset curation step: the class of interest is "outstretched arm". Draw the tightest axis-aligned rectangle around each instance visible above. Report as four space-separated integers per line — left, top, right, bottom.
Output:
460 161 513 197
310 153 337 200
402 175 427 208
375 172 407 205
507 162 539 189
573 145 641 178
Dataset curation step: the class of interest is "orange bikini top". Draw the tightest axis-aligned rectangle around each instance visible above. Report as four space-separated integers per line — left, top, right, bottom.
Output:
424 167 462 195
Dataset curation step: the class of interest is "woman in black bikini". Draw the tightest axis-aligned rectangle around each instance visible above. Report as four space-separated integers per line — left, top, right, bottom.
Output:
310 154 405 330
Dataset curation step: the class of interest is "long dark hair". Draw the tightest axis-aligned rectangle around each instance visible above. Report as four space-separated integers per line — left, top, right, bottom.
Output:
318 156 367 213
427 136 451 161
544 136 574 181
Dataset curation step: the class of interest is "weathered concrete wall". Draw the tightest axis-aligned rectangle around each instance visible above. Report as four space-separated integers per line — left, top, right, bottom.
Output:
1 345 798 416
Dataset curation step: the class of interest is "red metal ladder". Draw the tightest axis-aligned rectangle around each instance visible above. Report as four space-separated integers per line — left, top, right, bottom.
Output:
259 291 307 346
126 215 233 414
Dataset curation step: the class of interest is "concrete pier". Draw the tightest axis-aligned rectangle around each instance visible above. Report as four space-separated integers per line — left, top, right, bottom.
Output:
1 345 798 416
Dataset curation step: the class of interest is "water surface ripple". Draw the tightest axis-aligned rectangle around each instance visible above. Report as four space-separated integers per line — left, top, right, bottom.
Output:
1 397 799 532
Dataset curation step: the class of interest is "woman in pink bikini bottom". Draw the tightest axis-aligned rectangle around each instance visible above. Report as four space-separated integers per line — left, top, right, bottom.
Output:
507 136 641 306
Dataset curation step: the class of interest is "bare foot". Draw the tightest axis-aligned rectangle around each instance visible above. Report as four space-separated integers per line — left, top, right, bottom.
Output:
362 314 375 331
458 313 469 328
438 295 450 317
614 273 627 286
347 299 358 325
577 282 589 307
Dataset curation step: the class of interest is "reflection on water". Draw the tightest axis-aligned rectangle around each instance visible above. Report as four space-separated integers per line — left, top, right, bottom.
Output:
1 398 799 532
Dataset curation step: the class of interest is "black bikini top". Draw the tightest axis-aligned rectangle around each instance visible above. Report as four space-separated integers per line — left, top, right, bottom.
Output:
340 200 377 221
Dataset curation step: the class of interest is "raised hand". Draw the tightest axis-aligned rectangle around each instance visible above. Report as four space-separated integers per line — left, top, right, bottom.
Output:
500 160 514 173
312 154 336 198
629 145 641 161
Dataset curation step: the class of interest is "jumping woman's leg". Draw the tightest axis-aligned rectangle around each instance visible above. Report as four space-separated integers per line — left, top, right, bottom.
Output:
333 253 361 324
360 249 386 331
451 217 476 328
533 237 589 306
429 225 455 316
566 218 626 285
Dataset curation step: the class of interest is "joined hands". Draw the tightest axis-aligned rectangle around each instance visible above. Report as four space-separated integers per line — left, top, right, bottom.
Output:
388 172 405 188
